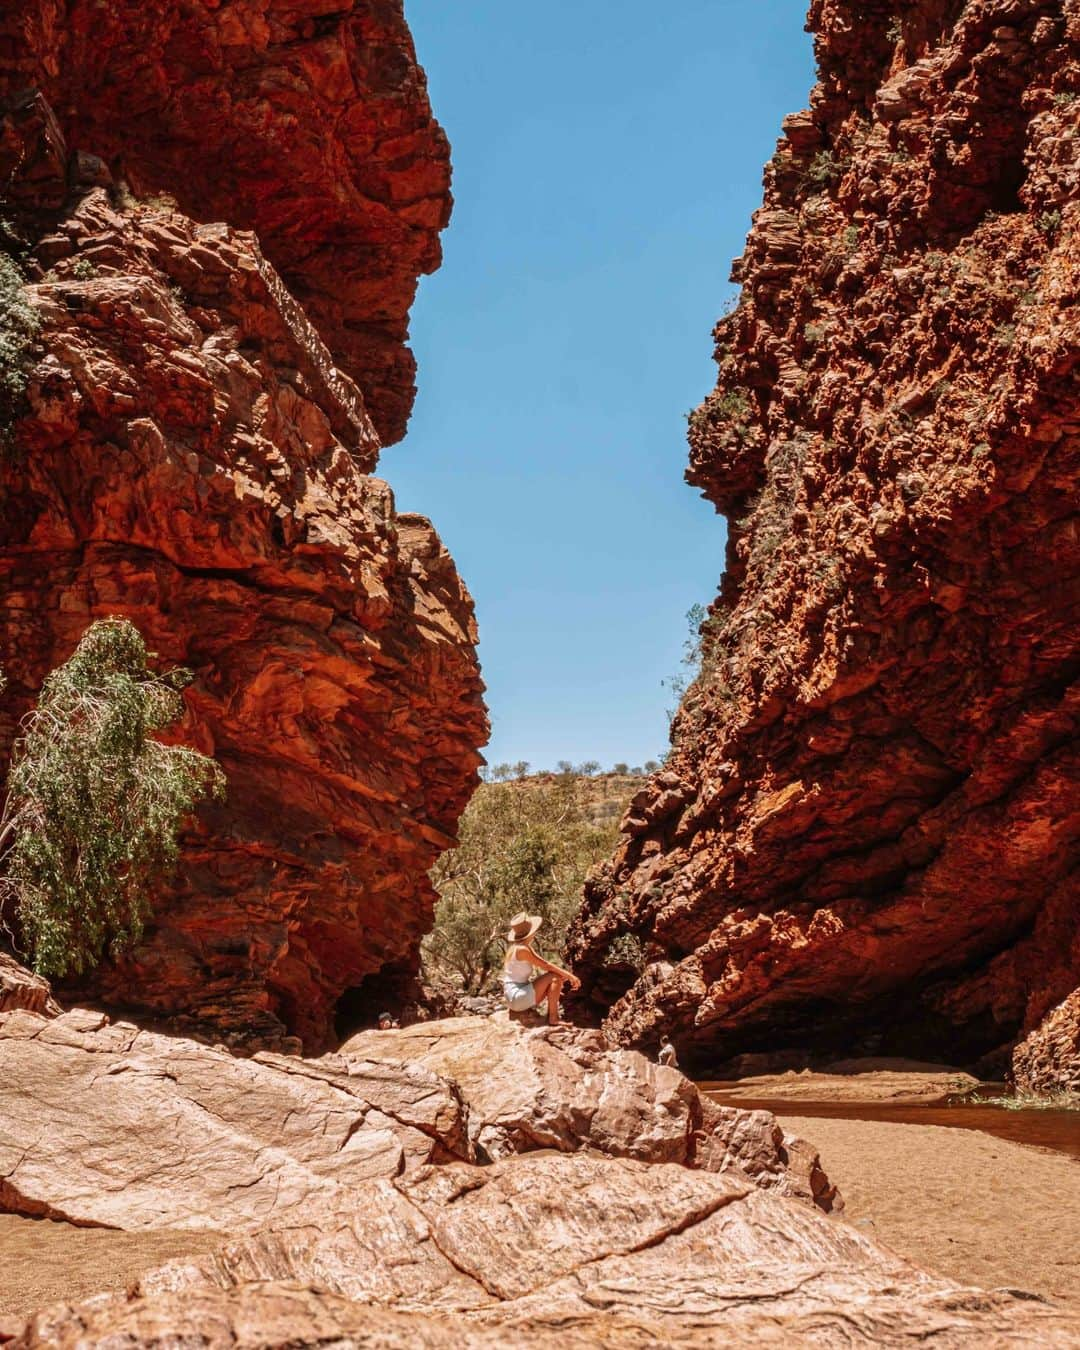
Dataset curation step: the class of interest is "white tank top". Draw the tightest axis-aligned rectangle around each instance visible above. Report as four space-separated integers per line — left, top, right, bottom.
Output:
505 953 535 982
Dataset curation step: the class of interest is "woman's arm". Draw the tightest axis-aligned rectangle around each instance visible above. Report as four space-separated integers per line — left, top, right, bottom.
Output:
524 945 580 987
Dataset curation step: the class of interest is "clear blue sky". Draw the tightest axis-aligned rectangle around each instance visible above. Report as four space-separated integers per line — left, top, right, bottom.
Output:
386 1 815 772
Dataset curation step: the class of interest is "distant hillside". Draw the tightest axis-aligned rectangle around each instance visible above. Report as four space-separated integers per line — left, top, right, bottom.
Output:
494 771 645 831
423 771 644 997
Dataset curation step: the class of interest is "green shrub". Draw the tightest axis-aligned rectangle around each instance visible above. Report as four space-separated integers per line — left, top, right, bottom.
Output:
1037 210 1062 240
603 932 646 971
0 250 40 444
0 618 225 977
803 150 842 192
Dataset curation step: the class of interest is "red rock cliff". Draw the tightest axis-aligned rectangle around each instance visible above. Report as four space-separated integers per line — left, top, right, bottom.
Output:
0 4 487 1051
4 0 450 445
569 0 1078 1081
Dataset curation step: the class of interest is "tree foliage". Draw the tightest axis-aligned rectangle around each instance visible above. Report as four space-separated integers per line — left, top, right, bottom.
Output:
0 618 225 977
423 777 619 996
0 246 40 443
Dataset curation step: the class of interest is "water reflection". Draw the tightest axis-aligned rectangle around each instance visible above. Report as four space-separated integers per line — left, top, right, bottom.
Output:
703 1093 1080 1162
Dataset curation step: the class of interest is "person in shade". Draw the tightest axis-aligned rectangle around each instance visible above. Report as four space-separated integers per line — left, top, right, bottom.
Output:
658 1034 679 1069
501 911 580 1026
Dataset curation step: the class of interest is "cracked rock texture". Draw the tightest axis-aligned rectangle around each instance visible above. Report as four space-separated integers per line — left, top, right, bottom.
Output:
12 1153 1078 1348
0 1005 473 1228
0 9 486 1051
2 0 450 445
342 1014 841 1210
0 1001 831 1227
569 0 1080 1082
1 991 1075 1344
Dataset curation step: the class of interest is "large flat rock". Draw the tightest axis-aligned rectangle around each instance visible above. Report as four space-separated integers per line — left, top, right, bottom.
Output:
13 1153 1076 1348
0 1008 470 1230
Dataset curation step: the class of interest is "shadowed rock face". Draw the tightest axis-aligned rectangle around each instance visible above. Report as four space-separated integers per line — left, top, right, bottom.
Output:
1012 987 1080 1096
1 0 451 445
569 0 1079 1078
0 9 486 1051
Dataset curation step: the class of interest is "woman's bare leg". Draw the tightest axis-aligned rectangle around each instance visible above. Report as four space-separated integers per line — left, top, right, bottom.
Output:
531 973 554 1013
543 973 565 1025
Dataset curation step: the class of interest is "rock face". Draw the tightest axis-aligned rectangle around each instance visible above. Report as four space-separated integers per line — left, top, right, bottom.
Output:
2 0 451 445
13 1154 1077 1348
341 1014 840 1210
2 997 1075 1344
0 953 58 1018
0 1006 472 1228
0 1004 833 1226
0 11 486 1050
1012 986 1080 1096
569 0 1079 1077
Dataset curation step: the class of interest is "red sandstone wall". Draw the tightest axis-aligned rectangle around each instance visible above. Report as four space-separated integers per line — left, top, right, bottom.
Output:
2 0 450 445
569 0 1079 1081
0 4 487 1051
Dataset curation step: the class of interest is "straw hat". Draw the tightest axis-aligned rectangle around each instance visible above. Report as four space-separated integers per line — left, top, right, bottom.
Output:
506 911 543 943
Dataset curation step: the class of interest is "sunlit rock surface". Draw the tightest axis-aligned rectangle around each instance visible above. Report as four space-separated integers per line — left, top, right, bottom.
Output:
0 5 486 1051
569 0 1079 1082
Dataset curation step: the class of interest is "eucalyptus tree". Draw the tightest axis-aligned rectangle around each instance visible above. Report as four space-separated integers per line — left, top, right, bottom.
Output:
0 618 225 976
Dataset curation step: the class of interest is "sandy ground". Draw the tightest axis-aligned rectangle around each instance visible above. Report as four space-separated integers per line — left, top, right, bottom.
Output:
785 1114 1080 1311
704 1059 981 1102
0 1219 221 1322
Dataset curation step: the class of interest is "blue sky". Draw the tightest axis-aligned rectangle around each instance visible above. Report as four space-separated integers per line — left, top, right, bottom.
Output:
386 1 815 771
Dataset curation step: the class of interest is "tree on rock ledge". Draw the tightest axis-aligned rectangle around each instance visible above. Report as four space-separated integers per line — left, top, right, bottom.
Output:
0 618 225 977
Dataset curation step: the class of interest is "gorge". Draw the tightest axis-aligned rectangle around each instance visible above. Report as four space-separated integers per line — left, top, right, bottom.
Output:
0 0 1078 1342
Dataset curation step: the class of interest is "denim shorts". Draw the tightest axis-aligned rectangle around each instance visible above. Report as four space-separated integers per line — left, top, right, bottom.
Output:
503 977 537 1011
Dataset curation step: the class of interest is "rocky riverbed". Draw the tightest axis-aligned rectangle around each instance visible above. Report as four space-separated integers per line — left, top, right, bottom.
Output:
1 984 1078 1345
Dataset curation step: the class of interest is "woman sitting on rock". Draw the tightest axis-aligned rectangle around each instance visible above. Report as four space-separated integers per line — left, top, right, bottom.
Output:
502 912 580 1025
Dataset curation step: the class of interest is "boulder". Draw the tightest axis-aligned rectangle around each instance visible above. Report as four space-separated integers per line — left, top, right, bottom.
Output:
0 1008 470 1230
0 955 58 1019
1012 988 1080 1098
340 1015 839 1209
14 1153 1075 1347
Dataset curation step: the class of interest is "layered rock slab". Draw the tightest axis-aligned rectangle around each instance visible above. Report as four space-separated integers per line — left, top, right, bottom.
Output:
0 1005 471 1229
1 0 452 444
0 164 486 1050
0 954 58 1018
13 1154 1077 1348
569 0 1080 1079
341 1014 840 1209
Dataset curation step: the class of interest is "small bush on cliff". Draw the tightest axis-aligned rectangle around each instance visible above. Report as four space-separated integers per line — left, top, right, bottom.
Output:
0 618 225 977
664 602 732 733
803 150 843 193
0 249 40 444
424 776 620 996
